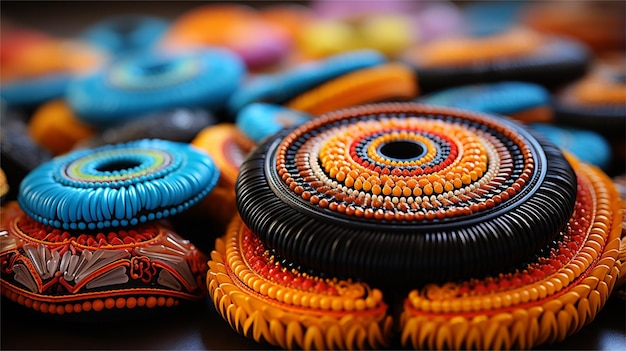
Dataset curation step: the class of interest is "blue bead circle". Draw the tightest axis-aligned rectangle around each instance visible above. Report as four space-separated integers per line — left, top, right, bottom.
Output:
18 139 220 229
67 47 246 127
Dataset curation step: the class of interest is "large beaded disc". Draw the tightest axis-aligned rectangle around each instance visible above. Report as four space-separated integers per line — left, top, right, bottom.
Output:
18 139 220 230
235 103 578 287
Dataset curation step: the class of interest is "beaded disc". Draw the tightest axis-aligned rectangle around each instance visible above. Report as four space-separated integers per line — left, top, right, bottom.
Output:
553 56 626 136
417 81 553 123
400 155 623 350
401 28 590 93
18 139 220 230
235 103 578 286
207 215 393 350
78 108 217 149
0 202 209 319
285 62 418 116
226 49 386 114
67 48 245 127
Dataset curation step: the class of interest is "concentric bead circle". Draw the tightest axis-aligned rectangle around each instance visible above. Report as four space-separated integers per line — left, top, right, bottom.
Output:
236 103 578 285
18 139 220 230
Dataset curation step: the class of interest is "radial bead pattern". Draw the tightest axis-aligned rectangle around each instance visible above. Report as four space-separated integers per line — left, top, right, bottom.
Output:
18 139 220 230
235 103 578 286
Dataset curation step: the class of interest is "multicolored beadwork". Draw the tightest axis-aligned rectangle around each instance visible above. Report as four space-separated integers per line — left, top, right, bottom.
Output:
18 139 220 230
400 155 623 350
236 103 578 286
208 215 393 350
1 201 209 317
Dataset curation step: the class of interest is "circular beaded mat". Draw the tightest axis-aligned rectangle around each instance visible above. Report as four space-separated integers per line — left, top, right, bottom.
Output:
0 201 209 319
18 139 220 230
235 103 578 286
208 103 623 350
67 48 245 127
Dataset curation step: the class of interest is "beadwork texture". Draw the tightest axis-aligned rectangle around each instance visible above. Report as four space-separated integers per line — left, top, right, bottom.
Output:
236 103 578 286
208 216 393 350
18 139 220 230
1 202 209 318
400 155 623 350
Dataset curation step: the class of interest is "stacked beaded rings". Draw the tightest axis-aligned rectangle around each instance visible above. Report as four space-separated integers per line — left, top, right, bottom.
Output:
2 139 219 318
207 102 624 350
18 139 220 230
235 103 578 286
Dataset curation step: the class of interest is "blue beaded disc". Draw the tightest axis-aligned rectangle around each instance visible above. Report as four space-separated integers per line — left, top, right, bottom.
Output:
81 15 169 57
18 139 220 230
418 81 550 116
0 74 71 107
236 103 312 143
530 123 612 169
227 49 387 115
67 48 246 127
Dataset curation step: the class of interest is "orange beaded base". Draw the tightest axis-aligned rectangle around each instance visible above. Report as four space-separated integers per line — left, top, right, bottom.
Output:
207 216 393 349
400 156 623 350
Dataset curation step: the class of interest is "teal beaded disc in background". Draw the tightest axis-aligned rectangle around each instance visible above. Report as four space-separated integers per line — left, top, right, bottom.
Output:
18 139 220 230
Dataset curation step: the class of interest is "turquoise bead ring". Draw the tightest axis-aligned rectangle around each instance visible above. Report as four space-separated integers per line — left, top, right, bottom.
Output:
18 139 220 230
